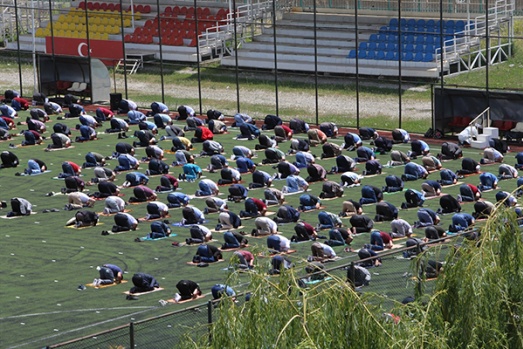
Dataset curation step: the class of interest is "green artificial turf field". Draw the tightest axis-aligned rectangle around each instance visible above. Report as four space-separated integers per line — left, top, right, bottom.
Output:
0 109 519 348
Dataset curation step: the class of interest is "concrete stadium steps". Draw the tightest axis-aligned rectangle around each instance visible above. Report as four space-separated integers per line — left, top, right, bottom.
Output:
221 12 441 78
239 41 349 59
222 54 439 78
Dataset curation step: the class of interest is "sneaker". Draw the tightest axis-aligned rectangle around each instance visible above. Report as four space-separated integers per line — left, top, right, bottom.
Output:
401 202 408 210
8 143 17 149
172 241 180 246
61 187 67 194
77 284 86 291
307 256 314 262
362 170 367 176
15 172 21 176
457 194 463 203
126 295 139 300
185 238 191 245
93 278 100 287
101 230 110 236
134 237 141 242
159 299 168 306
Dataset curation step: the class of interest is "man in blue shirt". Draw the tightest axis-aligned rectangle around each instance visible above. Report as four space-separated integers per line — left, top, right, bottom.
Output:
236 157 256 174
93 264 123 287
478 172 498 191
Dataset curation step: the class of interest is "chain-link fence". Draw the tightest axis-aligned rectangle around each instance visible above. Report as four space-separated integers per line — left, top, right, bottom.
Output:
47 233 465 349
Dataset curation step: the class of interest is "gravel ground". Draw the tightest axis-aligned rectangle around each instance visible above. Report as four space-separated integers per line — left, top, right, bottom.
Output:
2 64 433 120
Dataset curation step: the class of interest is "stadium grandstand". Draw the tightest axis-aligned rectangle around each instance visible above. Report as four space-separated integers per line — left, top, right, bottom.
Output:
0 0 516 78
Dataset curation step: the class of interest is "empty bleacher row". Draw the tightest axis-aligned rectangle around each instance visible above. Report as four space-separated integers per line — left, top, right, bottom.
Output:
348 18 472 62
78 1 151 13
124 6 229 45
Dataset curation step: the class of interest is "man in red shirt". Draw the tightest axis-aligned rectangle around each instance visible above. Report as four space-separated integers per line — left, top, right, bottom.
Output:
292 221 319 242
366 230 393 251
274 124 293 143
240 197 267 218
191 126 213 143
458 183 481 202
96 107 114 121
233 250 254 269
59 161 82 178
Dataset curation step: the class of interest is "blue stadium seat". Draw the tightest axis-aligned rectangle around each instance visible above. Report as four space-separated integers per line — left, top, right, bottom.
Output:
446 27 455 35
415 35 426 45
379 26 389 34
385 51 397 60
407 18 417 27
369 34 378 42
403 51 414 61
426 19 435 28
423 52 434 62
358 50 367 59
445 20 455 30
368 42 377 51
376 50 386 60
402 34 415 45
348 50 357 59
387 34 398 44
366 50 376 59
378 33 387 42
425 34 436 45
377 42 387 51
426 25 437 33
417 19 426 30
424 44 435 53
415 44 425 53
359 42 368 50
404 43 414 52
386 43 397 51
400 18 407 28
414 51 424 62
389 18 398 28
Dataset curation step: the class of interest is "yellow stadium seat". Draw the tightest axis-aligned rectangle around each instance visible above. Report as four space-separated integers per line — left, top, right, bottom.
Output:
35 28 45 37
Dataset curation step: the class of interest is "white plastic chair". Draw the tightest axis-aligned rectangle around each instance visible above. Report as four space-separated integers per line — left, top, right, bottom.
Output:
67 82 80 91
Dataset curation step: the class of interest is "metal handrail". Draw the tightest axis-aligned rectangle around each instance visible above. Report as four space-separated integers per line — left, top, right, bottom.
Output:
469 106 490 127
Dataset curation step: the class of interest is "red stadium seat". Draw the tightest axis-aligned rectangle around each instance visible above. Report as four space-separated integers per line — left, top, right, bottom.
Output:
93 2 100 10
78 1 86 9
143 5 151 13
107 3 115 11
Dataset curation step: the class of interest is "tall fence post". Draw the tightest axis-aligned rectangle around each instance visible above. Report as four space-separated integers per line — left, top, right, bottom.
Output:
129 322 135 348
207 300 213 344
